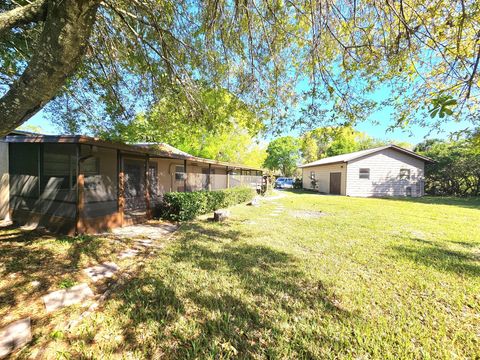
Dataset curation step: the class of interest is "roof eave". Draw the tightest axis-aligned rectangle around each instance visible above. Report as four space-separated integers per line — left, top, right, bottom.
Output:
299 160 346 168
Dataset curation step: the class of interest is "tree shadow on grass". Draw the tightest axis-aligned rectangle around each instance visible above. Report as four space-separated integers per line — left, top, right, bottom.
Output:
0 225 125 331
67 221 357 358
391 242 480 277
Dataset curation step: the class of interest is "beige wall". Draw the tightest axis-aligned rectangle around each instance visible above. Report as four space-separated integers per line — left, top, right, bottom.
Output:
302 163 347 195
0 142 9 220
346 148 425 197
152 158 184 194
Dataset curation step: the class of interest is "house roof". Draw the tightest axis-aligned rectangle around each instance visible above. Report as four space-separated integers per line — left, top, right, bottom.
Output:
4 134 263 171
132 142 194 158
299 144 433 168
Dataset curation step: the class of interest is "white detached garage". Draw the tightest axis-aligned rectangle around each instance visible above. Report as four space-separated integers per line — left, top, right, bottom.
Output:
299 145 433 197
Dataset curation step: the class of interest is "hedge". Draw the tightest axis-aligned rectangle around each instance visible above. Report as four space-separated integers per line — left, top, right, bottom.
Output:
158 187 256 221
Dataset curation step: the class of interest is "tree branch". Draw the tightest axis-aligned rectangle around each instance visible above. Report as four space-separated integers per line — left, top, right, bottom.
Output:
0 0 48 34
0 0 101 136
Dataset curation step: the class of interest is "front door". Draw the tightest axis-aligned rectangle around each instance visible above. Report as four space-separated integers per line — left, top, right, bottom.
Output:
123 157 146 217
329 172 341 195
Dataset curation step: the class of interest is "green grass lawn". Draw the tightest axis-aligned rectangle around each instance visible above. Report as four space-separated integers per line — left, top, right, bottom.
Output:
19 192 480 359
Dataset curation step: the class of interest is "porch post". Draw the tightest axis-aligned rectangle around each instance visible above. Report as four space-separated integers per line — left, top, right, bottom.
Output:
208 163 212 191
184 159 187 192
75 144 84 235
118 151 125 227
226 166 230 189
145 155 151 219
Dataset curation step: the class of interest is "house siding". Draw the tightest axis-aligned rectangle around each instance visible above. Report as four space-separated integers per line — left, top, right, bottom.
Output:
302 163 347 195
346 148 425 197
0 142 9 220
152 158 184 194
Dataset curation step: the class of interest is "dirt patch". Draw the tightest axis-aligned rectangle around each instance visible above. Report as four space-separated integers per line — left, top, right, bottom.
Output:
290 210 327 219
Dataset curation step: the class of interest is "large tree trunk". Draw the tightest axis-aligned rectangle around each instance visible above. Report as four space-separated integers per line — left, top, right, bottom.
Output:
0 0 48 34
0 0 100 137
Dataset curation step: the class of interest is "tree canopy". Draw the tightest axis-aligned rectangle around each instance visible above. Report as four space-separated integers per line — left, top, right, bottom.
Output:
264 136 301 176
415 135 480 196
1 0 479 137
91 87 268 168
299 126 412 162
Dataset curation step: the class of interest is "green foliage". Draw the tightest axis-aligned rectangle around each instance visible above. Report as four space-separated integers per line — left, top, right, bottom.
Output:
2 0 480 137
263 136 300 176
159 187 256 221
49 330 65 340
95 87 267 169
58 277 77 289
293 178 303 189
415 135 480 196
429 95 457 119
17 124 45 134
299 126 412 163
299 126 383 162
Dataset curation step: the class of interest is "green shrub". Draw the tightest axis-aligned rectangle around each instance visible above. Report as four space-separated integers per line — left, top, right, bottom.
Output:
293 178 303 189
159 187 255 221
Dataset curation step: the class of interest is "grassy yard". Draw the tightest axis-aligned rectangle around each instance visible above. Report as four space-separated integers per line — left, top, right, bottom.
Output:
0 223 151 358
9 192 480 359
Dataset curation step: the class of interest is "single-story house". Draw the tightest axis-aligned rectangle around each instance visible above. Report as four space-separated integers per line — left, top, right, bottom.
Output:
0 131 263 234
299 145 432 197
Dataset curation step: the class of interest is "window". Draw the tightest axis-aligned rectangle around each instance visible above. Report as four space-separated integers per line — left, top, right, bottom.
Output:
400 168 411 179
175 165 185 181
359 168 370 179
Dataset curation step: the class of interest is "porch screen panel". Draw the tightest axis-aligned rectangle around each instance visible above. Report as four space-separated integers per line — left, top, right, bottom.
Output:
210 168 226 190
124 157 146 216
229 170 241 188
9 143 40 213
81 145 118 218
10 143 77 219
40 144 77 218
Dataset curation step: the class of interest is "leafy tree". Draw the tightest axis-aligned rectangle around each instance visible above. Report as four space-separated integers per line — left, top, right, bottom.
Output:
1 0 479 137
300 126 381 162
299 126 414 163
92 87 267 168
264 136 300 176
17 124 44 134
415 137 480 196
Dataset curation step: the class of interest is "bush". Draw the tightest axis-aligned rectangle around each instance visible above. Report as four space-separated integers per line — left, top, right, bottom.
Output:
159 187 256 221
293 178 303 189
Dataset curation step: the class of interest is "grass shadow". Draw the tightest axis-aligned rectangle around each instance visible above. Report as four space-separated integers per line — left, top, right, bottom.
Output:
68 220 355 357
0 225 128 331
391 242 480 277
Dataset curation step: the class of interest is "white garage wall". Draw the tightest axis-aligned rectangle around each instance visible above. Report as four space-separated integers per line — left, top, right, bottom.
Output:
0 141 9 220
346 148 425 197
302 163 347 195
